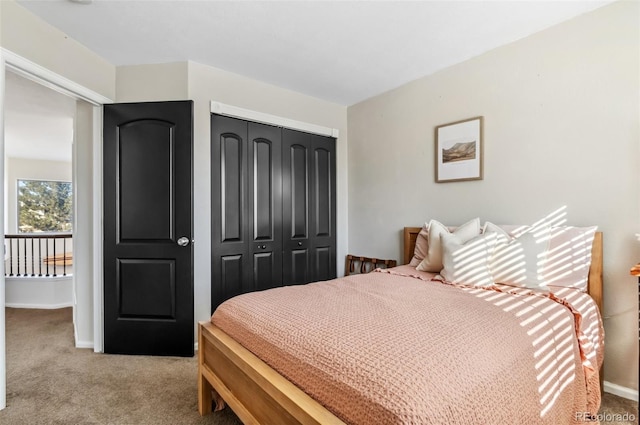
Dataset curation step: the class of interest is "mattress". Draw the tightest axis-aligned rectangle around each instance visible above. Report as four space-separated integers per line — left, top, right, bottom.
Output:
211 265 604 425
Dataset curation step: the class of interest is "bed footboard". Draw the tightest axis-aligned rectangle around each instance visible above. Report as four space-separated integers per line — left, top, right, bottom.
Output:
197 321 345 425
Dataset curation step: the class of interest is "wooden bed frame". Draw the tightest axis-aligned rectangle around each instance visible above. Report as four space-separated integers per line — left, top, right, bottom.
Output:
198 228 604 424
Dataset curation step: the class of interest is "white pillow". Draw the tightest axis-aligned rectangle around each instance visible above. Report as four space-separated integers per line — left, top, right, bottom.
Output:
416 218 481 272
440 232 497 287
543 226 597 292
409 222 467 267
483 221 550 291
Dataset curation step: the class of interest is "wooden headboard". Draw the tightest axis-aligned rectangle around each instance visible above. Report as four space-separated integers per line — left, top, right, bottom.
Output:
402 227 603 314
403 227 423 266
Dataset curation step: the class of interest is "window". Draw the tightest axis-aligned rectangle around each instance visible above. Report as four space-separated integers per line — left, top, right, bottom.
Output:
18 179 72 233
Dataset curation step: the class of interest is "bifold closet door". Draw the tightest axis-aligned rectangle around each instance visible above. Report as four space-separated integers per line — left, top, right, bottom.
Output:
282 129 336 285
211 115 282 311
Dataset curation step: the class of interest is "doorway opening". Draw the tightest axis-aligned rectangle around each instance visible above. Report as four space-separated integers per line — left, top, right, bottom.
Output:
4 70 75 313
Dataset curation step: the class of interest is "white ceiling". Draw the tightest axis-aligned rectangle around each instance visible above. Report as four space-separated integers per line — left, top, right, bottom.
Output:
16 0 613 106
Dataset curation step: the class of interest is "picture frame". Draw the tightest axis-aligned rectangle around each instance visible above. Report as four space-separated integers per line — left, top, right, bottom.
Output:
435 116 483 183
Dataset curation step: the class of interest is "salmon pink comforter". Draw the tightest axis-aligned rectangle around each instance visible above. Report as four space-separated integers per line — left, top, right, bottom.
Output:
211 265 604 425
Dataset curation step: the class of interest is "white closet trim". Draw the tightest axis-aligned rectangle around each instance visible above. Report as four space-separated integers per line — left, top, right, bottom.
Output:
210 101 339 138
2 48 111 106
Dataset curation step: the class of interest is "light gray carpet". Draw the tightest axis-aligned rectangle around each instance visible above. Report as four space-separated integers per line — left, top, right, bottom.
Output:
0 307 637 424
0 307 241 425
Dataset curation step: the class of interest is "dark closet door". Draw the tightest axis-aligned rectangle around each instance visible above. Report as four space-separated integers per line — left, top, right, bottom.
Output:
211 115 249 311
281 129 312 285
282 130 336 285
309 134 337 282
211 115 283 311
247 123 283 292
103 101 193 357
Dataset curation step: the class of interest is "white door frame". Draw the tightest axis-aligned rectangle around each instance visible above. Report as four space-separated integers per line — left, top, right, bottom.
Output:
0 48 112 410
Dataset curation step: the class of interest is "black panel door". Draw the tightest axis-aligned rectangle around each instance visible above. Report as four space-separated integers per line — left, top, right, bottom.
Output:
282 130 336 285
104 101 193 357
211 115 283 311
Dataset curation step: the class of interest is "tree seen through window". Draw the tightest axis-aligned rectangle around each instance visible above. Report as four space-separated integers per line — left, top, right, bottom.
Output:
18 180 72 233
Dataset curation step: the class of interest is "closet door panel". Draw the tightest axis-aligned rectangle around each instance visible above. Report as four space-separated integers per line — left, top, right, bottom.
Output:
314 246 332 282
253 252 276 291
221 133 244 242
211 115 250 311
282 129 311 285
288 248 310 285
309 134 337 282
219 254 246 300
248 123 282 290
290 145 309 238
313 146 332 237
253 140 274 239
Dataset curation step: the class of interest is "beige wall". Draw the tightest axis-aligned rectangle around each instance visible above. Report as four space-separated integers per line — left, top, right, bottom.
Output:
116 62 188 102
347 1 639 392
116 60 348 339
0 0 115 100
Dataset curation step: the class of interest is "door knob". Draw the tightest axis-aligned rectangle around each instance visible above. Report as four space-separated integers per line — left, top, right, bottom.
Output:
297 241 303 246
177 237 190 247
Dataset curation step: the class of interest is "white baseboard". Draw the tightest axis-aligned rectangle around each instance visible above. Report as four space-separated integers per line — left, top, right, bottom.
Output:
604 381 639 402
75 340 94 349
76 341 194 352
5 302 72 309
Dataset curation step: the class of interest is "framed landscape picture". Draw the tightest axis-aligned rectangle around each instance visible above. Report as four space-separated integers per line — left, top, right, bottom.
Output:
435 116 483 183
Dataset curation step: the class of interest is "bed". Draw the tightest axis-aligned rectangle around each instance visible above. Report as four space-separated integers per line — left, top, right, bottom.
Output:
198 226 604 424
